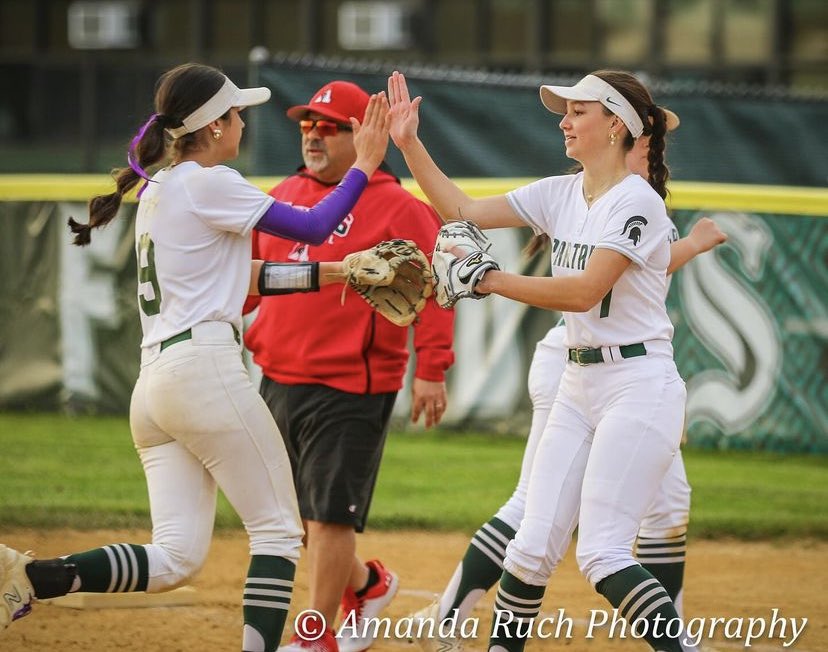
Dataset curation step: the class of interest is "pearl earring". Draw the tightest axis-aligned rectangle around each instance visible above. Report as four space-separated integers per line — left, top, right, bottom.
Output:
212 129 222 140
609 132 617 145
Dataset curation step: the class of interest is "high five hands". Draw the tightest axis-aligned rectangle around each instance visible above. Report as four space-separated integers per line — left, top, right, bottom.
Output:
387 71 422 150
351 92 391 176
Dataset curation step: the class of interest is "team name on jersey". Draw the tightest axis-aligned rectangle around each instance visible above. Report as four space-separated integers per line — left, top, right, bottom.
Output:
551 239 596 271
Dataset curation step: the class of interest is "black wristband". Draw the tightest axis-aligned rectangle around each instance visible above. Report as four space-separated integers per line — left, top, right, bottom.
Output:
258 261 320 295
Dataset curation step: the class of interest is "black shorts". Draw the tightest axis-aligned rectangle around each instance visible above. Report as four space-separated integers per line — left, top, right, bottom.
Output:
260 377 397 532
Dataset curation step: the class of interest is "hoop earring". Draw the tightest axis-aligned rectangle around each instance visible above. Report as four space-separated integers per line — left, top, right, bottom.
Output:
609 132 617 146
212 130 222 140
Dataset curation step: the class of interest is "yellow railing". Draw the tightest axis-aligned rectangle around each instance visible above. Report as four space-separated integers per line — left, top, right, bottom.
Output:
1 175 826 217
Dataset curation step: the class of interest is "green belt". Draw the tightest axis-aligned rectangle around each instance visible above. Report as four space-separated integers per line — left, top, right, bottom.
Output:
160 325 240 352
567 342 647 366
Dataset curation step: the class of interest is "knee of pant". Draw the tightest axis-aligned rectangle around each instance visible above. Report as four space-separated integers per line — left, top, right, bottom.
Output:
494 493 526 532
148 547 206 593
576 543 632 587
575 546 600 584
249 531 304 563
638 515 689 539
505 523 569 585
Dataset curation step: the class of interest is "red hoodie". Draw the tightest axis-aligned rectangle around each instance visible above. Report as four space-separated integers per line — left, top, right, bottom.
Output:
244 167 455 395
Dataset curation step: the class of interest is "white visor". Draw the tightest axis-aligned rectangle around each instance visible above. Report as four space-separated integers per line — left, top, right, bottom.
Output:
540 74 645 138
166 77 271 139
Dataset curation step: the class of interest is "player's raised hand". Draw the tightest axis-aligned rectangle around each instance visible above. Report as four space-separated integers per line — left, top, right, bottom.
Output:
387 71 422 150
351 92 390 177
688 216 728 254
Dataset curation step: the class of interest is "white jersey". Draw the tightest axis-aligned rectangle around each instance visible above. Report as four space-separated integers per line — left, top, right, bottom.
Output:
507 172 673 349
537 216 680 354
134 161 274 348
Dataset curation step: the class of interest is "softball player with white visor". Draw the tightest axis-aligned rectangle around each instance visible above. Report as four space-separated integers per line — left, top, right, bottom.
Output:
389 69 689 652
0 63 390 652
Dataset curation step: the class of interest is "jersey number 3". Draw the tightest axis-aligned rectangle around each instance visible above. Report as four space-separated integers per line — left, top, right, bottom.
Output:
137 233 162 316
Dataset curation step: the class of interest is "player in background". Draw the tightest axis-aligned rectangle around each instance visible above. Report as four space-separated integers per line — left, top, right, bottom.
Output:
389 69 697 652
410 109 726 652
0 62 390 652
243 81 454 652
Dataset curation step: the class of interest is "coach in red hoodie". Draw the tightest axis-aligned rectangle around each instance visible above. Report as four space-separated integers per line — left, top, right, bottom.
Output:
244 81 454 652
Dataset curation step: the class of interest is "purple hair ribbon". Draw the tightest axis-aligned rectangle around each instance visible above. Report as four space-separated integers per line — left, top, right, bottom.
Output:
127 113 159 198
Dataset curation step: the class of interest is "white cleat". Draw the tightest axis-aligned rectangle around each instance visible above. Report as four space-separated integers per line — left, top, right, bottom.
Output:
409 601 463 652
0 545 35 629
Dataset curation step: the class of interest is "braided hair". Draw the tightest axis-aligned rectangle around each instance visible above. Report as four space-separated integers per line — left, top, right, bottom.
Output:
645 104 670 200
592 70 671 200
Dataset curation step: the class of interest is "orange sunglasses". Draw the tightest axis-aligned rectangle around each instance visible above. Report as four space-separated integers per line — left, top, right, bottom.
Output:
299 119 353 138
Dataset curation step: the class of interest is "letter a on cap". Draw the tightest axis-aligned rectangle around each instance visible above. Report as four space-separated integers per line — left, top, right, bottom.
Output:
314 89 332 104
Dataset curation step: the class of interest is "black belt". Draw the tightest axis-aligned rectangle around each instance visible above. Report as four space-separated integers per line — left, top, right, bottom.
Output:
568 342 647 365
160 325 240 352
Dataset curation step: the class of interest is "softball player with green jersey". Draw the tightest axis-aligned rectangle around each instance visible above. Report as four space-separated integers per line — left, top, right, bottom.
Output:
389 69 692 651
0 63 390 652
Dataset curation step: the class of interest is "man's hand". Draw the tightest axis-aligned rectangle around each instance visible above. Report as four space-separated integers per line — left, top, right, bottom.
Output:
411 378 447 428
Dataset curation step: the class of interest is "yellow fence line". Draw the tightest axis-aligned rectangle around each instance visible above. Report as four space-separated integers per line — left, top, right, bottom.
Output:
1 175 826 217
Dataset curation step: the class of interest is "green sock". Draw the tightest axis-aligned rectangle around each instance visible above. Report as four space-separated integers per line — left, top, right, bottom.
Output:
488 570 545 652
636 532 687 604
242 555 295 652
442 517 516 621
65 543 149 593
596 564 682 652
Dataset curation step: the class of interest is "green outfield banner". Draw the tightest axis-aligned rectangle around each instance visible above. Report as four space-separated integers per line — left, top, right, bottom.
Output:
251 60 828 187
669 211 827 452
1 191 825 452
0 202 141 413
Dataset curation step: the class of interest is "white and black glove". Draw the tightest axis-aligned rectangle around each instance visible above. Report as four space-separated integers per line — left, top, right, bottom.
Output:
432 221 500 308
435 220 492 253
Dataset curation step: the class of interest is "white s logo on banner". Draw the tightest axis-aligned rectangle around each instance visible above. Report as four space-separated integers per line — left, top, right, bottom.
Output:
680 212 781 435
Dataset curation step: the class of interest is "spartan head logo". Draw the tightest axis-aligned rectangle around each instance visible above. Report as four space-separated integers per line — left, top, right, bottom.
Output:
621 216 648 246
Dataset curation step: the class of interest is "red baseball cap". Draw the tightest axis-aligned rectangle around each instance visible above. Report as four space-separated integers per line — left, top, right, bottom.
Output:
286 81 370 124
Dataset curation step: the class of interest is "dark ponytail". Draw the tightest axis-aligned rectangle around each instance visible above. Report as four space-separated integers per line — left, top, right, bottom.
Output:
69 63 226 246
68 115 168 246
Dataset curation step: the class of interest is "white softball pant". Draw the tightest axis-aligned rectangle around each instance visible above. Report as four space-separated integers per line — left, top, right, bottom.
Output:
496 327 691 536
503 340 687 587
130 321 303 593
493 327 566 530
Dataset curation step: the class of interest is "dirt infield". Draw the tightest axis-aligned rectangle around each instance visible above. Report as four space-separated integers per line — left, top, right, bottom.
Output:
3 529 825 651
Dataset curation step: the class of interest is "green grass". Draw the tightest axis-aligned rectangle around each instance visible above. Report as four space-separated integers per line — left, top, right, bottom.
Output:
1 413 826 539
